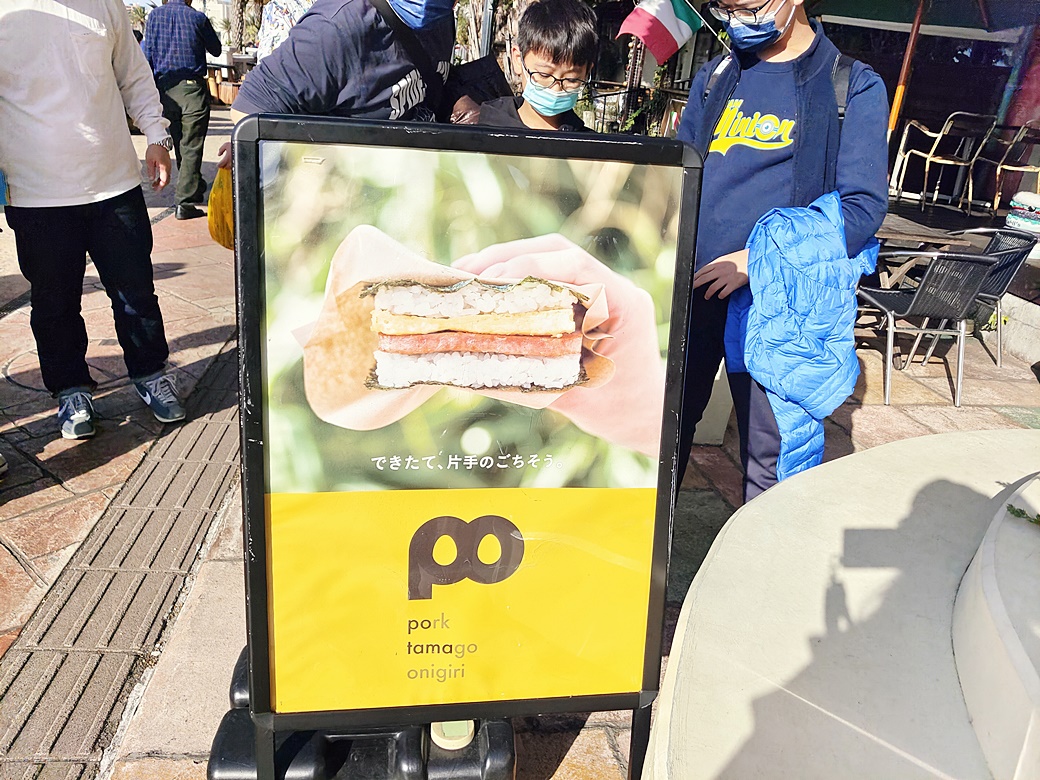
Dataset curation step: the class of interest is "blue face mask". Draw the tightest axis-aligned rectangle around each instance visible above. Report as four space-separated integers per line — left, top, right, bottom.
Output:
724 0 793 53
522 81 580 117
385 0 453 29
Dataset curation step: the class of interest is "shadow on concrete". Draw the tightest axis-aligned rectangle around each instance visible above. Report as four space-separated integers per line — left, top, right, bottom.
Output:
168 325 237 354
514 713 590 779
0 343 237 506
704 478 1000 779
669 488 733 604
150 261 189 281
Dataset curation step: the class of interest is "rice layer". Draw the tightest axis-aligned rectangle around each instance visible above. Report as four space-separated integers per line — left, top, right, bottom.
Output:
373 280 578 318
373 351 581 390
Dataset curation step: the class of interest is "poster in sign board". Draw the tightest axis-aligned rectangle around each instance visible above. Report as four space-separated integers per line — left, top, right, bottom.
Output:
236 119 698 723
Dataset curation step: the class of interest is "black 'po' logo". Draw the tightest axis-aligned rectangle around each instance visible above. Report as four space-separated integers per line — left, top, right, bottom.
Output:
408 515 524 600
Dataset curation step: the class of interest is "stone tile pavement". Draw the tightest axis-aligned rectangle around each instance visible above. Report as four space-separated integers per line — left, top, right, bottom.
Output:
0 163 236 664
1 110 1039 777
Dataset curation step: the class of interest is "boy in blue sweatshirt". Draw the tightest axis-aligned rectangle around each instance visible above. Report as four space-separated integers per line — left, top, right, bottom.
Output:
676 0 889 501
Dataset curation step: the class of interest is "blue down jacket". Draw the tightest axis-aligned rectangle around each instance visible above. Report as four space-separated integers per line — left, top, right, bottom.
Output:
724 192 878 481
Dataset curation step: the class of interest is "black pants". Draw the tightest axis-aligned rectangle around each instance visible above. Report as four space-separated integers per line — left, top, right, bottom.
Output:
5 187 170 396
160 79 211 205
677 287 781 503
729 371 782 502
677 287 729 472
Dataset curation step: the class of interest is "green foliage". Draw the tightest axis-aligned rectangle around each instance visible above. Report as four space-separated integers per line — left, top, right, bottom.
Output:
621 66 675 136
126 3 153 29
218 5 262 47
1007 504 1040 526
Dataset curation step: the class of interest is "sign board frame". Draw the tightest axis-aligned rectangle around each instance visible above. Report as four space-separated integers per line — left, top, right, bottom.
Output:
233 115 701 775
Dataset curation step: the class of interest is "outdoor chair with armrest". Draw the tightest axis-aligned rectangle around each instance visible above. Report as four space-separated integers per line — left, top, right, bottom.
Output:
857 251 997 407
933 228 1038 368
969 121 1040 215
890 112 997 213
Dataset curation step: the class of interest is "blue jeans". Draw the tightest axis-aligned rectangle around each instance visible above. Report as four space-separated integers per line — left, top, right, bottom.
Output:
5 187 169 396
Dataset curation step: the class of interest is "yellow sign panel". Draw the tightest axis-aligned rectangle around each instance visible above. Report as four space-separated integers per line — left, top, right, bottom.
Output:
267 487 655 714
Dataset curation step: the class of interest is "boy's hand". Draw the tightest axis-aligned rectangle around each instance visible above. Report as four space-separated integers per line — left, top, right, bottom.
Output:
218 110 247 169
217 141 232 170
693 248 749 299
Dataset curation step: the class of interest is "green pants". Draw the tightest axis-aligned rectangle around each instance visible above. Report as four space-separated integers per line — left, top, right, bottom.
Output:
159 79 211 206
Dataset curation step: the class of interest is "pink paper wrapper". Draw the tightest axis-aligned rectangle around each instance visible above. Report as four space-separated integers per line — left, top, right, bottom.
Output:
298 225 614 431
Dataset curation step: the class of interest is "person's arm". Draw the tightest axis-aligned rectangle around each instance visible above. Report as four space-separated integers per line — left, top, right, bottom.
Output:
107 3 172 189
680 57 750 298
675 57 718 150
217 108 248 169
110 2 169 146
232 11 351 116
255 2 279 60
202 17 223 57
836 62 890 256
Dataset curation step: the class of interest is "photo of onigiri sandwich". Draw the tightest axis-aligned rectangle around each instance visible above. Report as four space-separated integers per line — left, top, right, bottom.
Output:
299 225 617 435
362 278 589 391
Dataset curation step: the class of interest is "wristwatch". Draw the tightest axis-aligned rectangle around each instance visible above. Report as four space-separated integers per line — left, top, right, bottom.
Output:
152 136 174 151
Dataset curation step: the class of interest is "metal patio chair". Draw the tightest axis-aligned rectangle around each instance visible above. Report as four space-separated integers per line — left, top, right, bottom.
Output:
969 121 1040 214
929 228 1038 368
857 251 997 407
890 112 997 213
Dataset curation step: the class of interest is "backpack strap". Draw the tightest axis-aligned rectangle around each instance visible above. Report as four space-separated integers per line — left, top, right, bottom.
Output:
702 55 732 102
831 53 853 131
701 51 854 126
367 0 444 115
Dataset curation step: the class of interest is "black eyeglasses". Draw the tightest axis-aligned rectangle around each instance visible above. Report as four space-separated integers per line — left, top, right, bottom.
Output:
521 60 587 93
705 0 779 24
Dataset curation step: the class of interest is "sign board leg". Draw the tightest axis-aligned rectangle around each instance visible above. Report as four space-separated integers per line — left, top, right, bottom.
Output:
255 722 276 780
628 705 652 780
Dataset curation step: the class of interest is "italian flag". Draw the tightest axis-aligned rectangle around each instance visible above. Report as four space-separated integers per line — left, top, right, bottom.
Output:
618 0 703 63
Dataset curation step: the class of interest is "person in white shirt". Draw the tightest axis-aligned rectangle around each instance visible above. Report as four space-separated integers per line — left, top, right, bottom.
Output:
0 0 188 440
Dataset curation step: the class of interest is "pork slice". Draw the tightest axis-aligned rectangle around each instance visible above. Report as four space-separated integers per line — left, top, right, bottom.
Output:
377 331 582 357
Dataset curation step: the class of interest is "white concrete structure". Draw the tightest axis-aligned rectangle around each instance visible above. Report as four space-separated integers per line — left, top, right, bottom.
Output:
953 476 1040 780
645 430 1040 780
692 361 733 446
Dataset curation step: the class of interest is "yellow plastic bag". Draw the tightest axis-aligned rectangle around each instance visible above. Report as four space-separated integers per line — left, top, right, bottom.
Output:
207 167 234 250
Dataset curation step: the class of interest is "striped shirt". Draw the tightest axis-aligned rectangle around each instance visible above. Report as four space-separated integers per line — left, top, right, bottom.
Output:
141 0 222 90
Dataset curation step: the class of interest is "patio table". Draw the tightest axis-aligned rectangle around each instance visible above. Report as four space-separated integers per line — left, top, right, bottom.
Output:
875 213 974 287
876 213 973 247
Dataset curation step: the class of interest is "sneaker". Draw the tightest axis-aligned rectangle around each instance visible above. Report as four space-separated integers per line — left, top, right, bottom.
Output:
134 372 186 423
57 391 97 440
